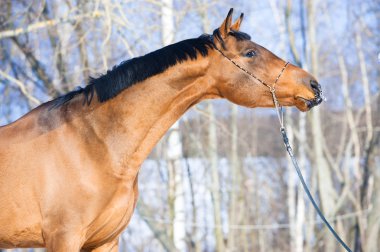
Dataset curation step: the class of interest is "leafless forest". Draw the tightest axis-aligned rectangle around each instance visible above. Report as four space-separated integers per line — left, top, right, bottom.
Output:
0 0 379 251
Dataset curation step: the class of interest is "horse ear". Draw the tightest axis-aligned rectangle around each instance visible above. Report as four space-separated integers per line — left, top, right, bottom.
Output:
231 13 244 31
219 8 234 38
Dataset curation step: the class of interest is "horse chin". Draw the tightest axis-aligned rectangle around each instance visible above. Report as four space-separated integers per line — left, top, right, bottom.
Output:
295 97 312 112
295 96 323 111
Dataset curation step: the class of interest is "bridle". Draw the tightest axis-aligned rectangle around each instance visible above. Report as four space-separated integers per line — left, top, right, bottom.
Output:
214 46 352 252
215 46 288 127
214 47 289 93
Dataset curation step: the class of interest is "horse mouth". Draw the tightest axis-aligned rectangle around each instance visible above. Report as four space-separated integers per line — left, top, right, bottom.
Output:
296 96 323 110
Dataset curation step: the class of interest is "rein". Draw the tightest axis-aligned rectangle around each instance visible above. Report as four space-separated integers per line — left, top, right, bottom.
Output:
215 47 352 252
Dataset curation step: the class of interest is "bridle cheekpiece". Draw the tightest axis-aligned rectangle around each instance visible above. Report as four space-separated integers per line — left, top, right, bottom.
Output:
214 46 289 126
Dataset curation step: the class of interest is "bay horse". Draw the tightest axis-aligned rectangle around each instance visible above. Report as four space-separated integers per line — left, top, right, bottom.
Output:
0 9 322 251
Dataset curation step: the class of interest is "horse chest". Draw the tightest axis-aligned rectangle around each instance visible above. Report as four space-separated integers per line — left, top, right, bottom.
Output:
84 181 139 248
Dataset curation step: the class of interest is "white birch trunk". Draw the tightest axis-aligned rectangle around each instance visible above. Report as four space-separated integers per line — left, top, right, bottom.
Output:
161 1 186 251
308 1 337 250
286 112 297 252
269 2 306 249
355 26 374 252
286 112 305 252
296 113 306 252
208 102 225 252
167 125 186 252
227 103 239 252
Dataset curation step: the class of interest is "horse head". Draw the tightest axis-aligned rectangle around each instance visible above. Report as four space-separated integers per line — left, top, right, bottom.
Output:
209 8 323 111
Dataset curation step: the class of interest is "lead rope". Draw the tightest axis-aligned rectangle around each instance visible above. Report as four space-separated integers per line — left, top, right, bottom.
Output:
273 93 353 252
215 47 352 252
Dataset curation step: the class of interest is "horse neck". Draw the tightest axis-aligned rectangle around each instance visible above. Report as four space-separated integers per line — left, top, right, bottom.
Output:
88 57 219 172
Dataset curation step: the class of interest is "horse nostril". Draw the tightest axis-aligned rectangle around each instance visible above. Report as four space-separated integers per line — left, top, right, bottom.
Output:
310 80 320 91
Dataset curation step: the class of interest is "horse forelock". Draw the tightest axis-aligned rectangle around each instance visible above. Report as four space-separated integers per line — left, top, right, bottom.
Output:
212 28 251 49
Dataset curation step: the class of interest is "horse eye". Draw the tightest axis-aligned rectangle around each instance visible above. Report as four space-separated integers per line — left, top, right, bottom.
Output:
245 51 257 57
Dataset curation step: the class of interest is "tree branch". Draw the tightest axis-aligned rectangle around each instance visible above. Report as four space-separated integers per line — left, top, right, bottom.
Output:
0 11 103 40
0 69 41 105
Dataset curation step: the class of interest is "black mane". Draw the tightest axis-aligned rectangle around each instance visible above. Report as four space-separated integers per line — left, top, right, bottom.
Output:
50 35 215 108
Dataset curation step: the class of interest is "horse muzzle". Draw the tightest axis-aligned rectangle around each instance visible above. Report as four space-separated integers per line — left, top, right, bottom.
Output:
306 80 324 109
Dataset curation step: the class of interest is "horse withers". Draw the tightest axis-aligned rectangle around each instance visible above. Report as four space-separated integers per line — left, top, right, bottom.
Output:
0 9 322 251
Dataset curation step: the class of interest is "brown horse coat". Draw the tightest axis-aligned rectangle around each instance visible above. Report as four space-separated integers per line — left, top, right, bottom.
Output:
0 9 321 251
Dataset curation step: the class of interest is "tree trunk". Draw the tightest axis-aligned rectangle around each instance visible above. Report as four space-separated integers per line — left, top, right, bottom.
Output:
295 113 306 252
307 0 337 250
161 1 186 251
355 27 374 252
287 111 306 252
208 101 225 252
227 103 240 252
